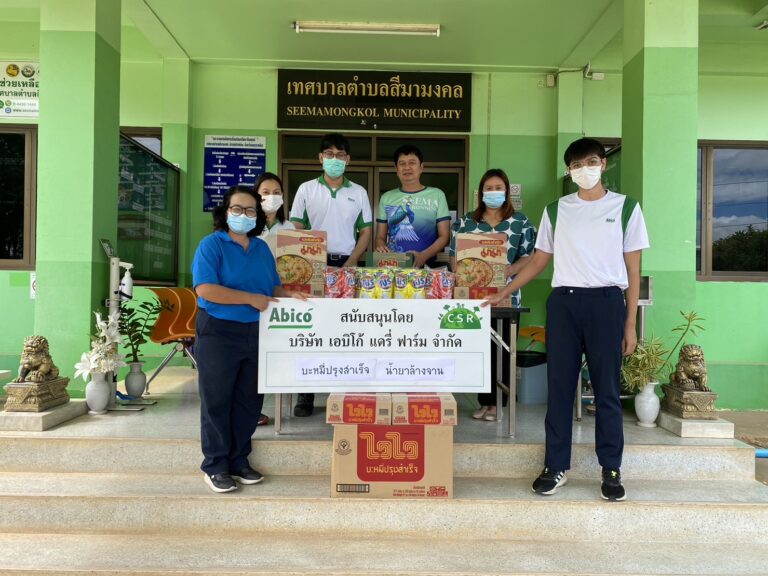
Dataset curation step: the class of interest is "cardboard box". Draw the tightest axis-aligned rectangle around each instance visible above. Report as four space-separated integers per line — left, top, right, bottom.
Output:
276 230 327 297
391 393 457 426
453 285 511 306
326 393 392 425
454 232 511 305
364 251 414 268
331 424 453 498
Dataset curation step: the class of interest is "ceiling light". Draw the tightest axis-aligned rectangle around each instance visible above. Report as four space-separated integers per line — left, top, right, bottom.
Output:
293 21 440 37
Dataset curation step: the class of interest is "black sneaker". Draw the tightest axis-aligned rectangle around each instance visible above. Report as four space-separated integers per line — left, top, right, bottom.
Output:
601 468 626 501
293 393 315 417
203 473 237 493
232 466 264 485
532 467 567 495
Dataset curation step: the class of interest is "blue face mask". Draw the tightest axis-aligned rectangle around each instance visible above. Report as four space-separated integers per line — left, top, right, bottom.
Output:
483 191 506 209
227 213 257 235
323 157 347 179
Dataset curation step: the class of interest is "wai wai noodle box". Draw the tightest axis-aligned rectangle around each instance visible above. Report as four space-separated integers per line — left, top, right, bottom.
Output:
331 424 453 499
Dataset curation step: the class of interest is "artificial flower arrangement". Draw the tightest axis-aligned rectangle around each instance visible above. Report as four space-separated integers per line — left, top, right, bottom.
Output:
74 310 127 381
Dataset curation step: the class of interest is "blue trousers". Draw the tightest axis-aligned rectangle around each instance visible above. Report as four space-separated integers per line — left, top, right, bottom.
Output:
195 309 264 475
544 287 626 471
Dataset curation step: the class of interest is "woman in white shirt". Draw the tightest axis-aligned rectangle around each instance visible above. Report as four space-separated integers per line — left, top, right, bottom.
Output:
255 172 295 255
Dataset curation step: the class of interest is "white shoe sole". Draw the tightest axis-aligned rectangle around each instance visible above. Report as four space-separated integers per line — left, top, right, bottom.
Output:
232 474 264 485
600 490 626 501
203 474 238 493
533 475 567 496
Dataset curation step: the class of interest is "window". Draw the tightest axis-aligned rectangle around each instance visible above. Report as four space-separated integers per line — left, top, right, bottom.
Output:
117 134 180 285
698 143 768 280
0 126 36 269
120 127 162 156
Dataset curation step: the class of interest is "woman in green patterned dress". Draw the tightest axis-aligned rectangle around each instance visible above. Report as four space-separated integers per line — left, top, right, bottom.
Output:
449 168 537 421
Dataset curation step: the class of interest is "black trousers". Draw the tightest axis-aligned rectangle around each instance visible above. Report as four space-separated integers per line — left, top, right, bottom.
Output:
195 309 264 475
544 287 626 471
327 254 350 267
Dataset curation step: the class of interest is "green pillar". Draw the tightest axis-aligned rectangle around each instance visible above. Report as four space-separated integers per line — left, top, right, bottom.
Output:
621 0 699 331
161 58 192 286
554 71 584 199
36 0 121 390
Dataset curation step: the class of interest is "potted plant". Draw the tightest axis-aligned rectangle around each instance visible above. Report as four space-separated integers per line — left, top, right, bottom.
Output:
621 336 669 427
621 310 706 427
118 298 167 398
74 311 126 414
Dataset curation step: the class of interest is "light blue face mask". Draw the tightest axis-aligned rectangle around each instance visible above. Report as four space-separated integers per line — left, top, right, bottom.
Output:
227 213 257 235
323 157 347 179
483 191 506 209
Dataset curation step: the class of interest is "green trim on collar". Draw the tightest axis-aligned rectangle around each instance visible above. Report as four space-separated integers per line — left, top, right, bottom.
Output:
318 175 351 199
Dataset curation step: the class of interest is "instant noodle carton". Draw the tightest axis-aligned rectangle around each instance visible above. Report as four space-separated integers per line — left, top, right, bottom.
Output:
331 424 453 498
391 393 458 426
276 230 327 297
326 393 392 425
364 251 414 268
453 232 511 306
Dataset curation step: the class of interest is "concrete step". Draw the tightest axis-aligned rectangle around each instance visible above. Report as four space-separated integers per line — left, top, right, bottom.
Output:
0 435 755 481
1 472 767 544
1 531 767 575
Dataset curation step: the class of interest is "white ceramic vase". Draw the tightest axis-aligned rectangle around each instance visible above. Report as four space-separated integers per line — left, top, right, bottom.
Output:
85 372 111 415
107 371 117 409
634 381 660 427
125 361 147 398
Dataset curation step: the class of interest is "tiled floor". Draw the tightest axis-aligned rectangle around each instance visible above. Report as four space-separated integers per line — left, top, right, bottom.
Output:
1 367 756 453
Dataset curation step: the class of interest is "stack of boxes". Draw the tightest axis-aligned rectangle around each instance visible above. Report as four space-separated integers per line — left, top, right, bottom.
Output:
327 392 456 498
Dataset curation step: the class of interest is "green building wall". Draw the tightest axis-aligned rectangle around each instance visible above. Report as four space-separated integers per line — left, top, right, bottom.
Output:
0 18 766 408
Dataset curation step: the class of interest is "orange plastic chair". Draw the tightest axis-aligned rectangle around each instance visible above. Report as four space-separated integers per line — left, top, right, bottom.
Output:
145 287 199 393
519 326 546 351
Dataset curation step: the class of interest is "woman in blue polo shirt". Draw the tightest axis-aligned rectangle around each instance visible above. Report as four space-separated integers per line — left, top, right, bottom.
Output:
192 184 305 493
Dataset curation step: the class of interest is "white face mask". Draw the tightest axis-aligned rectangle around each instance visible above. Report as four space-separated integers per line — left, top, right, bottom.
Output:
261 195 284 213
570 166 602 190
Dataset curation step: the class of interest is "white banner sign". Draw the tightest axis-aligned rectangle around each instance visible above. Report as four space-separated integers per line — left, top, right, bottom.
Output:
259 298 490 393
0 62 39 118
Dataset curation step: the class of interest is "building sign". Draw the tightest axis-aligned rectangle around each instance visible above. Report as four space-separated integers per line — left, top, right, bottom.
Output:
0 61 39 118
258 298 490 393
203 135 266 212
278 70 471 132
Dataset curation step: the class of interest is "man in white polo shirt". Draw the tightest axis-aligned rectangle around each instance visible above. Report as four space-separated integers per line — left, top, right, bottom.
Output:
290 133 372 268
483 137 649 502
289 133 373 416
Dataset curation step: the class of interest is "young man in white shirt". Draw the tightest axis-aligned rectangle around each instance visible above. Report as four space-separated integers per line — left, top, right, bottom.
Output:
484 137 650 501
289 133 373 416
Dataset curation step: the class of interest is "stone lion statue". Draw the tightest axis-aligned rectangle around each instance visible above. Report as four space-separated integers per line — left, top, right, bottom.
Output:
13 336 60 383
669 344 709 392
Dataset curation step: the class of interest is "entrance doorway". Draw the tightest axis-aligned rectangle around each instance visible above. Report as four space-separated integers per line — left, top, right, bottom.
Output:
280 132 468 254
